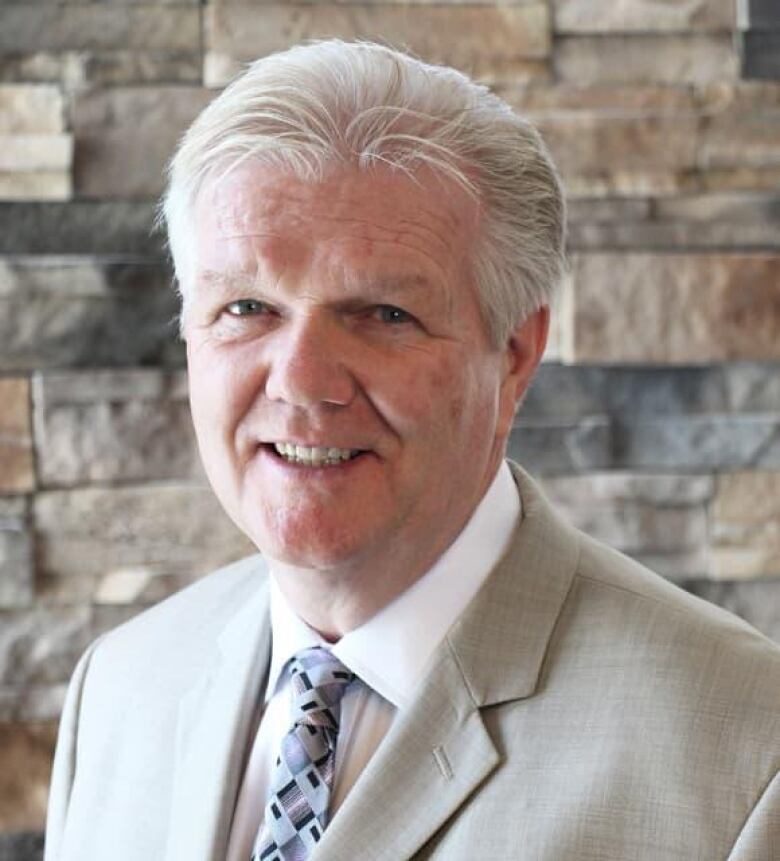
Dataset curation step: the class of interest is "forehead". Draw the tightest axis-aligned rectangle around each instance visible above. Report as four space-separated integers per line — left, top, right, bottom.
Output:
193 162 479 282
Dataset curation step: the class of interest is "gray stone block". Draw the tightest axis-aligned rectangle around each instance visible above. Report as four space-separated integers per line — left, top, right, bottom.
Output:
0 6 200 52
540 472 712 579
0 498 33 610
525 363 780 421
0 203 163 255
0 605 139 688
722 362 780 412
33 369 197 487
741 31 780 82
33 484 255 604
0 684 67 723
508 415 612 475
682 579 780 643
0 832 43 861
73 87 213 198
615 415 780 470
525 365 723 420
0 258 183 369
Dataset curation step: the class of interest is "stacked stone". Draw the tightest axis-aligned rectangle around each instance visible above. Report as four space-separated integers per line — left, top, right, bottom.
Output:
0 1 779 856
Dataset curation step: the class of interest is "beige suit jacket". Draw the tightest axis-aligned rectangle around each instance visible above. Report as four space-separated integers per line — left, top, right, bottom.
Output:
45 463 780 860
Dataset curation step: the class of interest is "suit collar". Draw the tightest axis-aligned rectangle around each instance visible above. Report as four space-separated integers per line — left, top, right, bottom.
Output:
315 461 581 859
446 461 581 706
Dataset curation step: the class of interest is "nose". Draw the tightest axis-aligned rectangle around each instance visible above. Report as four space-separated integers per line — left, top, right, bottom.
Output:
264 315 357 407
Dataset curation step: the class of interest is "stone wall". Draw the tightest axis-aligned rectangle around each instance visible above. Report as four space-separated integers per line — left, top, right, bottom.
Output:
1 1 779 856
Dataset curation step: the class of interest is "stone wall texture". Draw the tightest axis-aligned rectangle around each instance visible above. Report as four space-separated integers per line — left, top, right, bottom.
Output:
0 2 778 856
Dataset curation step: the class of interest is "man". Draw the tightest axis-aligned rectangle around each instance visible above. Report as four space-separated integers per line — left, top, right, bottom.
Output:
46 41 779 860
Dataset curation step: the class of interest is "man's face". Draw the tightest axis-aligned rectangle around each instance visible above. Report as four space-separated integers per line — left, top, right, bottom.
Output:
185 162 536 574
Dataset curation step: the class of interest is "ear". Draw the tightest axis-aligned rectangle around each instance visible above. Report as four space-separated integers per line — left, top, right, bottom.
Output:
495 305 549 440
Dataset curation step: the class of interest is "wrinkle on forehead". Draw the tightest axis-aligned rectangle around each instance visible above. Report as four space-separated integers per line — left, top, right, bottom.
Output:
202 164 476 261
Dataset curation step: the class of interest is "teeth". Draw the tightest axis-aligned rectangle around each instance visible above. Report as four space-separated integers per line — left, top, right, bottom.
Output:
273 442 360 466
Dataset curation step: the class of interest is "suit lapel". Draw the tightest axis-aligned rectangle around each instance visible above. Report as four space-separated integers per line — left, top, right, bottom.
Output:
314 643 499 861
165 578 272 861
316 462 580 859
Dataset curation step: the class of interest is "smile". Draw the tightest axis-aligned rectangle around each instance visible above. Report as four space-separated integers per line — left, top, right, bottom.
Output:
272 442 362 466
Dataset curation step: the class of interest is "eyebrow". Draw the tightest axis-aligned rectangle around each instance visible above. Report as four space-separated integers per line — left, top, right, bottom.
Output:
195 270 434 298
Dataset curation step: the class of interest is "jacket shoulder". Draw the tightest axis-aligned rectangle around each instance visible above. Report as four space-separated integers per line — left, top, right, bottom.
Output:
575 530 779 655
85 553 269 684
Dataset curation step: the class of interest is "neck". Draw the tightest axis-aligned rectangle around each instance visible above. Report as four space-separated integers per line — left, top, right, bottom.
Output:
270 535 452 641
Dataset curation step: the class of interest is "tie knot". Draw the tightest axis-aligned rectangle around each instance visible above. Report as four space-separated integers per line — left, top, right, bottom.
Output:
288 647 355 732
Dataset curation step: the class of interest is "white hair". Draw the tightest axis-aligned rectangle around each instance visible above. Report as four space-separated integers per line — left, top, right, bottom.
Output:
161 40 566 346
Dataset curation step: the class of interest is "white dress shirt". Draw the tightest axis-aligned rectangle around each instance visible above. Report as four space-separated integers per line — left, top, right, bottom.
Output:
226 461 520 861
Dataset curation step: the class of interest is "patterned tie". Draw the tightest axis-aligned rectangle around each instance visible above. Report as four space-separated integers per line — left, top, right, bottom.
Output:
251 647 355 861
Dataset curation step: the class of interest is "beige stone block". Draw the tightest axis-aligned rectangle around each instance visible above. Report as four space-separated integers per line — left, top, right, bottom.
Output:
73 87 212 197
0 49 201 88
78 50 202 85
712 471 780 579
654 191 780 222
0 379 34 493
696 81 780 113
33 369 198 487
568 219 780 250
503 83 697 114
567 197 652 222
0 722 57 830
535 113 698 177
567 253 780 364
696 84 780 170
553 0 735 34
0 6 200 53
0 85 64 134
555 35 739 85
563 170 695 199
34 485 256 604
205 4 550 86
701 166 780 194
0 171 71 201
0 135 73 172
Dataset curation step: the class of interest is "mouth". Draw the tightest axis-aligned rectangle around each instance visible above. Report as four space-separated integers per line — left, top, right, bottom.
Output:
265 442 366 467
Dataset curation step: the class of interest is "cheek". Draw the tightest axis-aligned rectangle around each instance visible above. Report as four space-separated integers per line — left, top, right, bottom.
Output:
187 342 257 439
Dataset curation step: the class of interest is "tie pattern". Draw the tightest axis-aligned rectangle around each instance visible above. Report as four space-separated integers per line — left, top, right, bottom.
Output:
251 647 355 861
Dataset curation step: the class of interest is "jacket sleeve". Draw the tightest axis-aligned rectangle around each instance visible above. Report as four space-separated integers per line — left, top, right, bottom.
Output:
727 771 780 861
44 636 105 861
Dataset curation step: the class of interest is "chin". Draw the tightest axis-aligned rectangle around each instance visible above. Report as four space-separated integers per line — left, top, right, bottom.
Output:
249 521 369 571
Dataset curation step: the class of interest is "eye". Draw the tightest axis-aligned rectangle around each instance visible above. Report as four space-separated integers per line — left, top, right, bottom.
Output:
375 305 414 325
224 299 268 317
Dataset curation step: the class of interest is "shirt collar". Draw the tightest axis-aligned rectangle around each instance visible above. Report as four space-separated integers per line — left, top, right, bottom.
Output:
266 460 521 709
